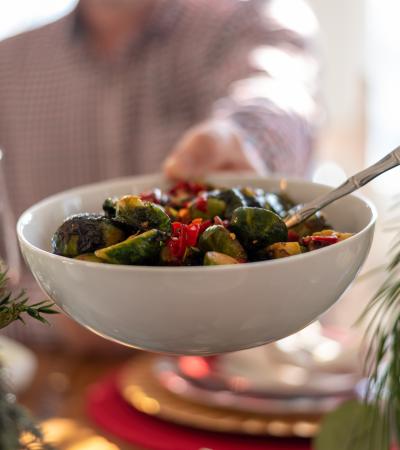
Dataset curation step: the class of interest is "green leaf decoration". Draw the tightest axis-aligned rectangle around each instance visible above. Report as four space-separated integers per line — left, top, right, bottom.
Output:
313 400 390 450
0 264 56 449
0 269 58 329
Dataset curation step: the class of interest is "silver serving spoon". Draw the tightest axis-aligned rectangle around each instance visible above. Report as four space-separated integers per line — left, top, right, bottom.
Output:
285 146 400 229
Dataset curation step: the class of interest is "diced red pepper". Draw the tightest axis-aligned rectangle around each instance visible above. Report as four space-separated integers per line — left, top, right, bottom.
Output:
213 216 230 228
166 219 207 260
139 188 165 204
140 191 157 203
168 181 206 196
199 219 212 234
186 223 201 247
287 230 299 242
189 183 206 195
194 196 208 213
168 181 188 196
214 216 224 226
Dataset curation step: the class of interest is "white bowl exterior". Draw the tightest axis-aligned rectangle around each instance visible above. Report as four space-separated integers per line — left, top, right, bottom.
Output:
17 174 376 355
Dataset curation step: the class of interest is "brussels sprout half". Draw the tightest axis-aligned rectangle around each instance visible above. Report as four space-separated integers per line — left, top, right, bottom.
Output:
115 195 171 233
103 197 117 218
230 207 288 252
290 212 327 238
95 229 166 265
267 242 303 259
204 251 240 266
264 192 295 218
199 225 247 261
189 197 226 220
240 187 266 208
209 188 248 219
51 213 126 258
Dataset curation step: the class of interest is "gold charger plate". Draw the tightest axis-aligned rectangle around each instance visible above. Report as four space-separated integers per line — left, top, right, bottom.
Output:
117 355 321 438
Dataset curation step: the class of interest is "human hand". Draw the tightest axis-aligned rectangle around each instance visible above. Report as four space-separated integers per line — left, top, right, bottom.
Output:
163 120 267 179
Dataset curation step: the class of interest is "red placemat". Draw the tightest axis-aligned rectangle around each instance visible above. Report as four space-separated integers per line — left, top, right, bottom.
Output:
86 373 311 450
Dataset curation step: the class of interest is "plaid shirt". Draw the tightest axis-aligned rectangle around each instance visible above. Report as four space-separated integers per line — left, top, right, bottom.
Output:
0 0 318 343
0 0 317 218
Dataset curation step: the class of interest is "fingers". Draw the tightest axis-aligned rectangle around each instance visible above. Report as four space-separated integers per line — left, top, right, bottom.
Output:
164 129 226 179
163 120 267 180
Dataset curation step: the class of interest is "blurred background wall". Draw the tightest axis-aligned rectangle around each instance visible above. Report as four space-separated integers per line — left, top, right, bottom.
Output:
1 0 398 193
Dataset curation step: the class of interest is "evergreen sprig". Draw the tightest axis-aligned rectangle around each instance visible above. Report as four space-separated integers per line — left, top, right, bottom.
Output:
0 266 57 449
0 376 54 450
359 224 400 448
0 271 58 329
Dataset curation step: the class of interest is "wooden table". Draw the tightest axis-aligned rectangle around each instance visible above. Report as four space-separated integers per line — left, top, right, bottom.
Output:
19 348 144 450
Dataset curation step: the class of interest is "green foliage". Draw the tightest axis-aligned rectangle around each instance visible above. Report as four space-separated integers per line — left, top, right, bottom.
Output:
0 375 54 449
0 267 57 449
315 206 400 449
0 271 58 329
314 400 389 450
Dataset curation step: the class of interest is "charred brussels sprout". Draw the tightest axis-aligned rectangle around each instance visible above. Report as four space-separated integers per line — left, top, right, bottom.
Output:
230 207 288 252
209 188 248 219
103 198 117 218
160 244 203 266
241 187 267 208
95 229 166 265
51 213 125 258
115 195 171 233
204 251 240 266
264 192 295 218
199 225 247 261
189 196 226 220
266 242 303 259
182 247 203 266
290 212 327 238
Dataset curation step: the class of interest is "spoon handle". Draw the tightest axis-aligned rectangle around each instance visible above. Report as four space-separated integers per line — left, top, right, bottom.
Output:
285 146 400 228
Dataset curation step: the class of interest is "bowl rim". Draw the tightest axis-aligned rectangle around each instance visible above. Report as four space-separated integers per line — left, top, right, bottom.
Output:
17 173 378 273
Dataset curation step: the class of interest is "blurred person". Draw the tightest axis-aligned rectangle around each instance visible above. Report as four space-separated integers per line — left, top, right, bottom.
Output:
0 0 319 351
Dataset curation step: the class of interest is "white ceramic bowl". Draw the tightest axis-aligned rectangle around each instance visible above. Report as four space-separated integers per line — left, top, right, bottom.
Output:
17 174 376 355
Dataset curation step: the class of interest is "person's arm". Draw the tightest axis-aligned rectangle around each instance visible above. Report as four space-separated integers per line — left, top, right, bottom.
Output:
164 0 319 178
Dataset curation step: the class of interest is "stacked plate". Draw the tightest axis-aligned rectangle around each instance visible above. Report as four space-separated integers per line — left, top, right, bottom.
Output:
117 323 363 438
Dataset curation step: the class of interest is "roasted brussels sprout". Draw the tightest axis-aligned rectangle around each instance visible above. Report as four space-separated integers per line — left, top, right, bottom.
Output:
230 207 288 251
95 229 166 265
51 213 126 257
115 195 171 233
199 225 247 261
264 192 295 218
209 188 247 218
266 242 303 259
240 187 266 208
204 251 240 265
291 212 327 238
159 245 202 266
182 246 203 266
160 245 203 266
103 198 117 218
74 253 105 263
189 196 226 220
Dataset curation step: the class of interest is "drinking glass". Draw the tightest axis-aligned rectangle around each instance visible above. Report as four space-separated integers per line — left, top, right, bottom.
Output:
0 149 21 285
